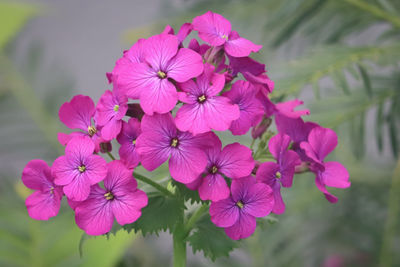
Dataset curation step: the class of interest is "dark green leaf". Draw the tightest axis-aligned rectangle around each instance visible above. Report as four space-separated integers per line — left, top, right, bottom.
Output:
187 214 239 261
376 102 384 152
357 64 373 98
388 100 399 158
172 180 202 205
123 194 184 236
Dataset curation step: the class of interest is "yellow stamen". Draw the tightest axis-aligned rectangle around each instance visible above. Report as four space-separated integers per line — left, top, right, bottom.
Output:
198 95 207 103
170 138 179 147
113 105 120 112
157 71 167 79
88 126 97 136
78 165 86 173
104 192 114 200
211 166 218 174
222 34 228 41
275 171 281 179
236 200 244 209
132 139 136 145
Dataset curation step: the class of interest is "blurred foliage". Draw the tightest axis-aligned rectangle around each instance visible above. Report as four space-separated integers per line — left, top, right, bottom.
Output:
1 0 400 266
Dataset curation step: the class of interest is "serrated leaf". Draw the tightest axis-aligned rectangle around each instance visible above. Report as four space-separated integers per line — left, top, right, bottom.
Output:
357 63 373 98
123 194 184 236
187 214 239 261
172 180 202 205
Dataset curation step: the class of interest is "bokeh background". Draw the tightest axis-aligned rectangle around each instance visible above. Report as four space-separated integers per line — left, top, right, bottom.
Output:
1 0 400 266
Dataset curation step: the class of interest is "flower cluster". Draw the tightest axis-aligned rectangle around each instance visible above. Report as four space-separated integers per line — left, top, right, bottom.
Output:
21 11 350 240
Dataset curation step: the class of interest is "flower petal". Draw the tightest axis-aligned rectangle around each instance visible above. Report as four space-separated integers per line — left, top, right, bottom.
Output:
26 190 62 220
192 11 231 46
58 95 95 131
210 197 239 228
22 159 53 191
219 143 255 179
198 173 230 202
112 189 148 225
225 31 262 57
169 146 207 183
140 78 178 115
166 48 203 83
224 213 256 240
143 34 179 70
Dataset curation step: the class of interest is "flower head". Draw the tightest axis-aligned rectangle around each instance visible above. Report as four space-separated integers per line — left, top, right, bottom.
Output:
116 118 141 169
116 33 204 115
58 95 104 152
300 127 351 202
256 133 301 214
52 136 108 201
22 160 63 220
210 176 274 240
223 80 264 135
188 133 255 201
192 11 262 57
95 89 128 141
75 160 148 235
136 113 213 183
175 63 240 135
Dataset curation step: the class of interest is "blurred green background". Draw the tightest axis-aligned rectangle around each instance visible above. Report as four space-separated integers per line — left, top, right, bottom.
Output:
1 0 399 266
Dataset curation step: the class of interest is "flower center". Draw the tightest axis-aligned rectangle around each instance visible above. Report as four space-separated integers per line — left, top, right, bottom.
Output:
113 105 120 112
236 200 244 209
170 138 179 148
104 192 114 200
88 125 97 136
132 139 136 145
157 71 167 79
222 34 229 41
211 165 218 174
275 171 282 179
78 165 86 173
198 94 207 103
49 187 55 195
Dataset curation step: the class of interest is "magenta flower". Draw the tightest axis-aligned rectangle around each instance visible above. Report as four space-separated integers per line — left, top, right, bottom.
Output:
52 136 108 201
188 133 255 201
75 160 148 235
210 176 274 240
116 118 141 169
175 64 240 135
116 33 204 115
95 89 128 141
108 38 147 83
58 95 104 152
256 133 301 214
223 80 264 135
300 127 351 203
136 113 212 184
192 11 262 57
21 160 63 220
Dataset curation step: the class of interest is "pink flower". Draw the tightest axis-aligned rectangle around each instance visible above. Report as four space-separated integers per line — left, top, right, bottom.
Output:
116 33 204 115
52 136 108 201
175 63 240 135
188 134 255 201
75 160 148 235
116 118 141 169
256 134 301 214
21 160 63 220
192 11 262 57
210 176 274 240
300 127 351 203
95 89 128 141
136 113 212 184
58 95 104 152
223 80 264 135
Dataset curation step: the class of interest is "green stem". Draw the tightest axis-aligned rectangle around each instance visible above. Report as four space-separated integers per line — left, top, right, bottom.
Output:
173 191 186 267
379 157 400 267
250 138 256 150
133 172 174 197
184 204 209 236
106 151 116 160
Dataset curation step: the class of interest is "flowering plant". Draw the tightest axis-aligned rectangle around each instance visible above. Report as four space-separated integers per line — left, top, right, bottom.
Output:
21 11 350 266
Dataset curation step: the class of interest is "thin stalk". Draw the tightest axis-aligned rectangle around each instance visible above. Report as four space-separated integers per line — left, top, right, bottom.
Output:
379 157 400 267
184 204 209 237
133 172 174 197
173 190 186 267
106 151 116 160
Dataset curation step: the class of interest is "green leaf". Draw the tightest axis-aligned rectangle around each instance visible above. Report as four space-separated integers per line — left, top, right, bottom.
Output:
187 214 239 262
376 102 384 152
0 2 38 50
388 100 399 158
172 180 202 205
357 63 373 98
332 70 351 95
123 194 184 236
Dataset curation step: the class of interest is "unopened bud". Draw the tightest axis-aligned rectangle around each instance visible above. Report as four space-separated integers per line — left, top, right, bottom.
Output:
252 117 272 139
